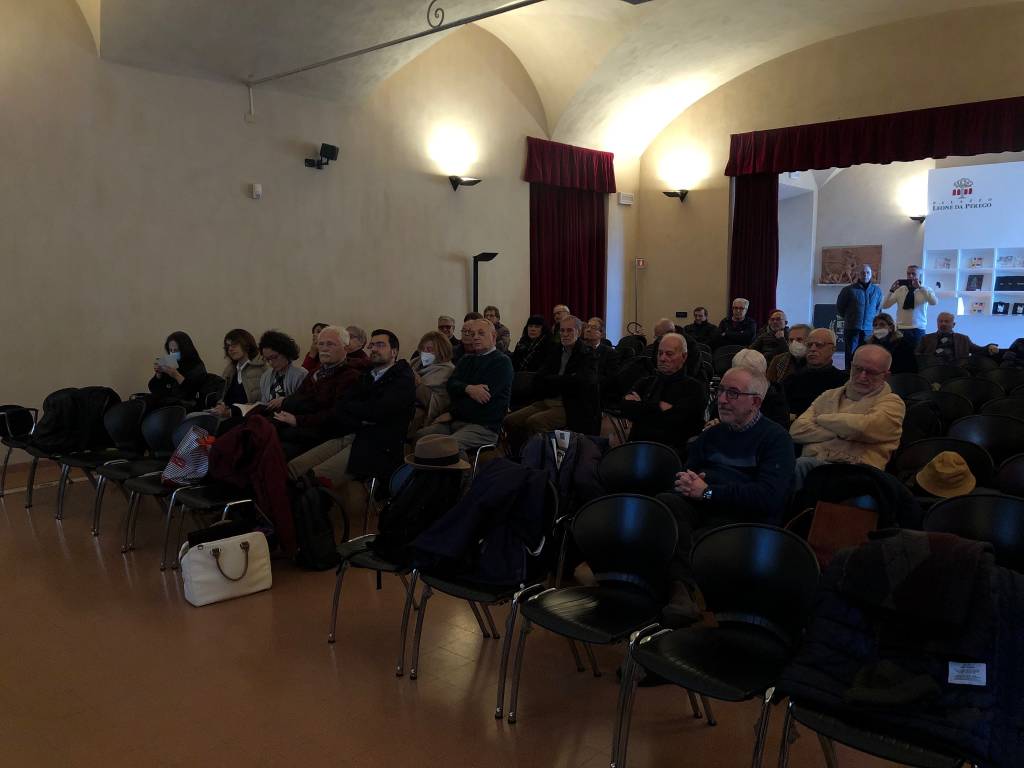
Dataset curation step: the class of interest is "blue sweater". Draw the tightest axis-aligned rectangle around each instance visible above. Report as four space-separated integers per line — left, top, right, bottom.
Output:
686 414 795 524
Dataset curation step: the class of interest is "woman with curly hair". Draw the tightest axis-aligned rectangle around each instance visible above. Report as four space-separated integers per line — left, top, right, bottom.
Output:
258 329 308 410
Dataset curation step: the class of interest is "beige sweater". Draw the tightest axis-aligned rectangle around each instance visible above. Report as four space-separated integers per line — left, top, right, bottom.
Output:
789 382 905 469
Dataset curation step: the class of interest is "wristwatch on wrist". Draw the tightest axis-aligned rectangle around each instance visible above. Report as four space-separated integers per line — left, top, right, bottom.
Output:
702 487 713 502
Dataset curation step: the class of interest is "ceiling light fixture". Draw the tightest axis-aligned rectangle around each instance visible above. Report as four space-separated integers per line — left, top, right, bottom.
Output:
449 176 482 191
663 189 689 203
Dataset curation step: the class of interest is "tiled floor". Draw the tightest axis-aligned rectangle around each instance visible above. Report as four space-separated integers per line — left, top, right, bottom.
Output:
0 470 899 767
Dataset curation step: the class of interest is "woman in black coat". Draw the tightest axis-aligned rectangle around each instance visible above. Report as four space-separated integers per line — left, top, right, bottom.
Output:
148 331 208 407
511 315 549 373
866 313 917 374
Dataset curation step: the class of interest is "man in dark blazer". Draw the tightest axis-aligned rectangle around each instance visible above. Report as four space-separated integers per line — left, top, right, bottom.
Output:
917 312 999 366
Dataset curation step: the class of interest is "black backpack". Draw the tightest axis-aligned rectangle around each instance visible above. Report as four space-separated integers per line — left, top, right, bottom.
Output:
370 470 464 566
290 471 340 570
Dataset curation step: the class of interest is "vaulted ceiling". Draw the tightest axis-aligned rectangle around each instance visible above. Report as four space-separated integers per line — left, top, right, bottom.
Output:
83 0 1014 159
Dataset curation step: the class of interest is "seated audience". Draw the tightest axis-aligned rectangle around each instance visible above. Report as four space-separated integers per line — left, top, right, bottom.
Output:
682 306 720 348
726 349 789 429
410 331 455 433
483 305 512 353
288 330 415 487
587 317 614 347
416 318 513 452
211 329 266 419
511 315 549 372
790 344 905 485
749 309 789 361
504 315 598 451
453 313 484 363
917 311 998 365
657 366 795 625
647 317 702 381
1001 337 1024 369
257 330 308 409
766 323 811 383
273 326 363 457
619 333 705 457
865 312 917 374
436 315 461 358
582 318 621 405
301 322 328 373
716 297 758 348
550 304 571 337
782 328 847 418
148 331 208 408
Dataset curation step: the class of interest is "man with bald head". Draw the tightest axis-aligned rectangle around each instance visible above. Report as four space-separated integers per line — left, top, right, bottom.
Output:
416 318 513 452
781 327 848 419
647 317 703 381
620 333 707 457
791 343 905 483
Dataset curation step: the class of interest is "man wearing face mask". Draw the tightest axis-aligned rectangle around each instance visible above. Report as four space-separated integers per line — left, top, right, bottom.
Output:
781 328 848 419
917 312 999 366
882 265 937 350
836 264 882 368
767 324 812 384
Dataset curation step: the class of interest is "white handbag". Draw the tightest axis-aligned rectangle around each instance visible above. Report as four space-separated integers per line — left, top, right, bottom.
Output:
178 531 272 607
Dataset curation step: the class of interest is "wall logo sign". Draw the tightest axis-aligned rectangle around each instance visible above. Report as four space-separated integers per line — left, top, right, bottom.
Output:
951 177 974 196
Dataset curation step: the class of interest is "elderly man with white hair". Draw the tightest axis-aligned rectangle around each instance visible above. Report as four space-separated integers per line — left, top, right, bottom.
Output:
727 348 790 428
790 344 905 484
657 365 796 625
716 297 758 348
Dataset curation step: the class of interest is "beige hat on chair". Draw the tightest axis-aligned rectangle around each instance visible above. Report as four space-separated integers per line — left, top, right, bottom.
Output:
915 451 976 498
405 434 471 471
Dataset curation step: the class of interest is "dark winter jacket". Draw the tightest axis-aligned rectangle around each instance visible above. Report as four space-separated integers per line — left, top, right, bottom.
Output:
282 361 362 430
148 360 208 407
620 370 706 457
836 281 883 332
716 316 758 347
532 339 600 435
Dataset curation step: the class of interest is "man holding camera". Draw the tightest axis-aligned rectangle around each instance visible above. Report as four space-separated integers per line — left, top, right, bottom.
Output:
883 265 937 349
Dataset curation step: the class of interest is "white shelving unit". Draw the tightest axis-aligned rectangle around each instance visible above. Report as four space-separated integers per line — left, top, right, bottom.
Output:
924 247 1024 318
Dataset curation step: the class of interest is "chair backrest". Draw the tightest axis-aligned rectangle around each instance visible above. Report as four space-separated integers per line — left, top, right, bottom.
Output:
918 365 970 386
924 493 1024 572
888 437 995 488
712 347 741 376
141 405 186 457
964 355 999 374
940 377 1005 411
980 368 1024 392
906 390 974 428
996 454 1024 497
103 399 146 452
571 494 677 595
172 412 220 446
0 405 36 439
1014 383 1024 398
900 402 943 445
948 414 1024 466
598 441 681 495
197 374 226 409
887 373 931 399
692 524 820 645
979 397 1024 420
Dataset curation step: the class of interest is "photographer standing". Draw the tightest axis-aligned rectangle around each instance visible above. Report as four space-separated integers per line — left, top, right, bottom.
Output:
883 265 937 349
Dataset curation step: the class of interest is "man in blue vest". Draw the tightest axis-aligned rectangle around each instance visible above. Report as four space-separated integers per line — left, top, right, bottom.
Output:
836 263 882 369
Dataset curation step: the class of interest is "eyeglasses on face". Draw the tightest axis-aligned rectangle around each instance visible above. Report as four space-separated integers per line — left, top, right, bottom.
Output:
806 341 833 349
850 364 886 377
718 387 759 401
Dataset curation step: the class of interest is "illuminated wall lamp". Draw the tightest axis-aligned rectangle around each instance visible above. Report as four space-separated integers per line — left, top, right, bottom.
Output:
663 189 689 203
909 215 927 223
449 176 482 191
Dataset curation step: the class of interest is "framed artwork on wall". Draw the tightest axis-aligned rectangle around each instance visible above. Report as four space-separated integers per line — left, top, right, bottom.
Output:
819 245 883 285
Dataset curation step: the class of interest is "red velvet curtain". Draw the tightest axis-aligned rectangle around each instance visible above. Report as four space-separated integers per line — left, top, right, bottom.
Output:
726 95 1024 312
525 137 616 321
729 174 779 326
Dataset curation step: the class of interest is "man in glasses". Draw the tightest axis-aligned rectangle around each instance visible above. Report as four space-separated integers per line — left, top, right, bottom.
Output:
790 344 904 484
781 327 848 419
657 366 795 626
716 297 758 348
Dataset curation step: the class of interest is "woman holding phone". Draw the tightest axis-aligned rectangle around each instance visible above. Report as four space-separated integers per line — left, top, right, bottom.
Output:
148 331 208 408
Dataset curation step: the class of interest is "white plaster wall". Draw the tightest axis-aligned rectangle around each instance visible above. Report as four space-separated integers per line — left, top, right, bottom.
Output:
776 190 815 325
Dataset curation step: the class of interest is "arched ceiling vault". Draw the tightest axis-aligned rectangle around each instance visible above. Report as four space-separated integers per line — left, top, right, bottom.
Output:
80 0 1017 160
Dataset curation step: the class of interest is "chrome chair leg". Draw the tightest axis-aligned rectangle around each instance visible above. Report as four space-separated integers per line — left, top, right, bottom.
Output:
121 492 139 553
481 604 500 639
24 456 39 509
468 601 491 638
172 505 188 569
701 695 717 726
750 686 774 768
409 584 433 680
817 733 839 768
777 700 795 768
397 573 419 611
583 643 601 677
91 475 108 535
496 585 541 719
610 649 640 768
327 560 351 644
686 690 703 719
568 639 585 672
506 619 532 724
376 570 383 590
0 443 12 497
396 570 420 677
472 443 496 475
363 477 377 535
55 463 71 520
161 488 191 571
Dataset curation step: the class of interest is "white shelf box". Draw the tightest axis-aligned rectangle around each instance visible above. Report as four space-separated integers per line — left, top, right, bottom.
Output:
961 247 995 270
926 249 958 272
995 247 1024 270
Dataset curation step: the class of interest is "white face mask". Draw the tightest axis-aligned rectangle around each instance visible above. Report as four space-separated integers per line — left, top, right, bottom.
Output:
419 351 436 367
788 341 807 358
873 328 889 340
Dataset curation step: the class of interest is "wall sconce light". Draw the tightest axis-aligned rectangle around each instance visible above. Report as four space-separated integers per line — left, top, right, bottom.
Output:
909 215 927 223
472 252 498 311
305 143 339 169
449 176 482 191
663 189 689 203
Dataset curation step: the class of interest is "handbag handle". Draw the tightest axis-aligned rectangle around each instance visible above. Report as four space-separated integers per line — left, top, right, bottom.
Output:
211 541 250 582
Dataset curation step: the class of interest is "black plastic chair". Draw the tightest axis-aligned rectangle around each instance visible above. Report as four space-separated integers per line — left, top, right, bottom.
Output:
918 365 970 387
712 348 741 377
964 355 998 374
996 454 1024 498
906 390 974 431
948 414 1024 466
888 437 995 489
979 396 1024 420
887 373 932 399
980 368 1024 392
0 404 39 498
1013 383 1024 398
162 484 266 571
611 524 820 768
598 441 681 496
901 401 943 445
940 378 1004 412
924 492 1024 573
501 494 677 724
91 405 185 536
53 400 147 522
